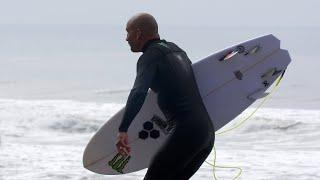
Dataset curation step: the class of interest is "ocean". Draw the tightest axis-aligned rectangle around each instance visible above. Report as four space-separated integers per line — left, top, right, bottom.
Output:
0 25 319 179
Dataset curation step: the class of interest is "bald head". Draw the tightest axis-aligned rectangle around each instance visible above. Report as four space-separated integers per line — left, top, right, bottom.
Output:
126 13 160 52
127 13 159 37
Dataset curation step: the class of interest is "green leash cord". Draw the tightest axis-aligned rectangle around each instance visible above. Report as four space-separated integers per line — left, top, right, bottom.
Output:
205 73 285 180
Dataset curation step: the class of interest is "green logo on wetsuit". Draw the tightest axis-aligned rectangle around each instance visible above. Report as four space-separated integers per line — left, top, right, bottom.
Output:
157 42 169 48
108 153 131 174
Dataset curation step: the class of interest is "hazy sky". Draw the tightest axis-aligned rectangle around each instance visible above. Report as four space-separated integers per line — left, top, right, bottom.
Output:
0 0 319 26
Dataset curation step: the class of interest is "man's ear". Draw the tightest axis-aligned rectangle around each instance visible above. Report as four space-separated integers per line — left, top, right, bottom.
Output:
136 28 143 40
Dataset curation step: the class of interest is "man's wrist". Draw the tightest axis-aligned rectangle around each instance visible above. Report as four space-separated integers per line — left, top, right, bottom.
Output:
118 127 128 133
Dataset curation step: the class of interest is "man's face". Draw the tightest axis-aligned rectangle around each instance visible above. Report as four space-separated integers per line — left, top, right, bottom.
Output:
126 22 142 52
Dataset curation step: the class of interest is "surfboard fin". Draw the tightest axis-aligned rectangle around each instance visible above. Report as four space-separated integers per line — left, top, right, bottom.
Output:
244 45 261 55
219 45 245 61
247 88 269 101
261 68 283 79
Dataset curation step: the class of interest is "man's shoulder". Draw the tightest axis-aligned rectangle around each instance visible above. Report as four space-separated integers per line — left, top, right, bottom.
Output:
138 44 164 65
148 40 183 55
141 41 168 59
139 40 186 64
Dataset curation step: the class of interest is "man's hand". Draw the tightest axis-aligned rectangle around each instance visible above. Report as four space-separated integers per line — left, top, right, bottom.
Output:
116 132 131 155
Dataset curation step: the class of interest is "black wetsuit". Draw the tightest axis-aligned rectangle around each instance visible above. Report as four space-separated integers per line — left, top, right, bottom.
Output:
119 39 215 180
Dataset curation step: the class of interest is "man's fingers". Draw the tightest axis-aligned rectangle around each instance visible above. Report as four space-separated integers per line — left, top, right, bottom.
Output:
122 143 130 148
118 146 130 155
116 133 130 155
123 147 129 155
117 137 127 145
116 142 129 149
116 142 131 154
124 137 129 144
117 138 130 147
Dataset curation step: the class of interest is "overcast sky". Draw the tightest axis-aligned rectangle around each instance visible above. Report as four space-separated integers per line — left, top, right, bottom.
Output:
0 0 319 27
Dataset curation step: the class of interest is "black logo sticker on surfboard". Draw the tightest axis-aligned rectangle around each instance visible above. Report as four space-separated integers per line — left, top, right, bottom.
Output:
138 121 161 140
150 115 175 135
262 80 270 87
108 153 131 174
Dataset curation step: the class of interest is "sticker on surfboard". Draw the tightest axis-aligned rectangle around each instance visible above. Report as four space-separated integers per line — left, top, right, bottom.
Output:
150 115 176 135
138 121 160 140
108 153 131 174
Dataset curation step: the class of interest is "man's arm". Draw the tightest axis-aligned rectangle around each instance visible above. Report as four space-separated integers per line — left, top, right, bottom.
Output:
118 49 161 132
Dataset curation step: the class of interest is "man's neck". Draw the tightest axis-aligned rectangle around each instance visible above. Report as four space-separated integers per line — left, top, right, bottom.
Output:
141 37 161 52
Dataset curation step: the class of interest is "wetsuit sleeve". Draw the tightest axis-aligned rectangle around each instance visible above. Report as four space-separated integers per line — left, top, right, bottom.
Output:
118 49 161 132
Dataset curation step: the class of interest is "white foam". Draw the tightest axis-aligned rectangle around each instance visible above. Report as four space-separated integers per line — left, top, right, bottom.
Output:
1 99 320 179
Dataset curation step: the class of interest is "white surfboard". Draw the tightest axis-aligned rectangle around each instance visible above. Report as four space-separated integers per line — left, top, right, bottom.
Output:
83 34 291 175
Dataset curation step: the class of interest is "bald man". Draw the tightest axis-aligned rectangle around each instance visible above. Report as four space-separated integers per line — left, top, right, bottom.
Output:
116 13 215 180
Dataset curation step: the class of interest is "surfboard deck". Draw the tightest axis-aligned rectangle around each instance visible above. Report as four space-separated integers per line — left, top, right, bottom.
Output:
83 34 291 175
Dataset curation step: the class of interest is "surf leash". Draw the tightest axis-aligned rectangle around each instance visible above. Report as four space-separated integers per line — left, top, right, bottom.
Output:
205 73 285 180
